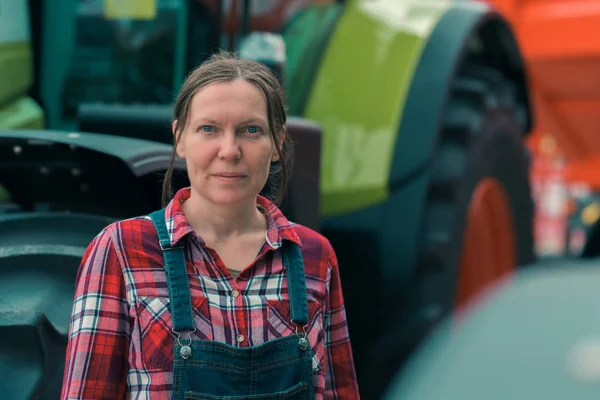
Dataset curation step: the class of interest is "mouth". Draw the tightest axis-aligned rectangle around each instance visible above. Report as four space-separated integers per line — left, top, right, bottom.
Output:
213 173 247 182
214 173 246 177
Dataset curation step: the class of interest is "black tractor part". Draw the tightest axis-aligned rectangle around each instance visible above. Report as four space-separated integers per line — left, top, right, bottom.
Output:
77 102 174 144
0 129 187 218
271 117 322 232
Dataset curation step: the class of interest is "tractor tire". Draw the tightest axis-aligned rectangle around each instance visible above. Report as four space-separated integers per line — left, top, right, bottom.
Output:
0 249 84 399
420 62 536 310
0 212 114 398
0 312 67 400
359 63 535 400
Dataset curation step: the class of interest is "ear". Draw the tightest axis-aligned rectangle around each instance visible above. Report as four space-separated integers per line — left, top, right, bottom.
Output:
271 128 286 162
173 120 185 158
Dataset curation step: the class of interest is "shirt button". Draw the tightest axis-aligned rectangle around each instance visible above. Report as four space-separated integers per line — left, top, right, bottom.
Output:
237 334 245 343
232 290 240 298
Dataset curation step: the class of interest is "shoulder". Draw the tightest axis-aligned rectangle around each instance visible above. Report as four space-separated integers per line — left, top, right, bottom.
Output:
87 215 159 254
289 222 336 268
79 215 163 290
112 214 157 235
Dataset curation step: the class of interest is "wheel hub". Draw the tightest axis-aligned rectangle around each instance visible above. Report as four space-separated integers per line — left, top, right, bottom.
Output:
456 177 516 309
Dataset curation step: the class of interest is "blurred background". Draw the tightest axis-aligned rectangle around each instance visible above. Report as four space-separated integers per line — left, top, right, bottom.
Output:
1 0 600 399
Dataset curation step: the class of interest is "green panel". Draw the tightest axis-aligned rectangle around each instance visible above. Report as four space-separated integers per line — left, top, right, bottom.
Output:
0 1 32 107
0 97 44 130
282 3 343 116
303 0 452 216
0 42 32 108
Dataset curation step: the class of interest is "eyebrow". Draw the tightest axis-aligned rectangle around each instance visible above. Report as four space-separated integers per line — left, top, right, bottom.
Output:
192 117 267 126
240 117 267 126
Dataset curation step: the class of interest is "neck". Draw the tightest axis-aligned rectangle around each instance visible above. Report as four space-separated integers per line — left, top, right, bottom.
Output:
182 190 266 244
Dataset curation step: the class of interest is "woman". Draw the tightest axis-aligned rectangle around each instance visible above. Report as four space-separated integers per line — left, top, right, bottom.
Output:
61 52 360 399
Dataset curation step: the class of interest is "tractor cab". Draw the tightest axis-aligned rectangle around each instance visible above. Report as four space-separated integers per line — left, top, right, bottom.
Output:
15 0 327 130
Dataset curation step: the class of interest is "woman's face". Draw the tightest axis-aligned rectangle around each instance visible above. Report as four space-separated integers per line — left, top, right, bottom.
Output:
174 79 281 207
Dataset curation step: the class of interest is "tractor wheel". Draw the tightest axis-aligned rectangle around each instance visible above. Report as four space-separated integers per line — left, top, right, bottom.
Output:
420 62 536 312
0 312 67 400
0 212 114 398
360 63 536 400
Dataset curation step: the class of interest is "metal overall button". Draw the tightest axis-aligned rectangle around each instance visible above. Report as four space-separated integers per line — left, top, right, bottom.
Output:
173 327 196 360
295 324 309 351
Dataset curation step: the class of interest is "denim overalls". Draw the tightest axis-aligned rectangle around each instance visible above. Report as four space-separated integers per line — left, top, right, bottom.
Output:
149 209 315 400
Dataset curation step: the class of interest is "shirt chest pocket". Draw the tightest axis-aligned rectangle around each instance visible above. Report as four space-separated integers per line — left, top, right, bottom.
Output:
136 295 212 371
266 300 325 373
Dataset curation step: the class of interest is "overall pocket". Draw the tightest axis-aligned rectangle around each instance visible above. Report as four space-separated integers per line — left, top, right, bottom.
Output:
184 381 308 400
136 295 212 370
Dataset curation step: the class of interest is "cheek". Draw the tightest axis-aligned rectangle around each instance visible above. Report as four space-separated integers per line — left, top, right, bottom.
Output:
257 146 276 172
182 139 217 167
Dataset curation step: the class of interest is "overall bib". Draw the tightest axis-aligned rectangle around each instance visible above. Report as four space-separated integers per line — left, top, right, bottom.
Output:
149 210 315 400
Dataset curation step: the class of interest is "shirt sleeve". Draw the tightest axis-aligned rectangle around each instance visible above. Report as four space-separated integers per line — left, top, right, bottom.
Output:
61 227 131 399
323 247 361 399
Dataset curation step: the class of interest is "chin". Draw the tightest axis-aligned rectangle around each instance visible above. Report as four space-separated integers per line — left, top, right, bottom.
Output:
201 189 256 206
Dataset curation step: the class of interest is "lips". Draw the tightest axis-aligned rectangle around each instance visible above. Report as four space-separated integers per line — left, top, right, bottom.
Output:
212 173 247 182
214 173 246 178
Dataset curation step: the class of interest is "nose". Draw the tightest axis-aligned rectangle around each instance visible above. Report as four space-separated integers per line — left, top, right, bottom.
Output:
217 131 241 161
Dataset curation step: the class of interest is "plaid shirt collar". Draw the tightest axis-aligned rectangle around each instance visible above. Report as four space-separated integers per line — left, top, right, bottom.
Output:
164 187 301 249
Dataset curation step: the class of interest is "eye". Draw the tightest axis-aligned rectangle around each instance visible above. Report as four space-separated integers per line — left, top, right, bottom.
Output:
245 125 262 135
200 125 214 132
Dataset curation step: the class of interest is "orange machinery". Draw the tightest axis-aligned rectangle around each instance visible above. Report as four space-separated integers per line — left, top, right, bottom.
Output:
485 0 600 257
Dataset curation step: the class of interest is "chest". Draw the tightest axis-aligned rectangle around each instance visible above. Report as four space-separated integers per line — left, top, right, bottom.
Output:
208 235 267 272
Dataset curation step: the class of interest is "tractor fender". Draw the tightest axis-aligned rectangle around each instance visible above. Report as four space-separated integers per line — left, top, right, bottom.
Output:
303 0 533 217
0 129 184 217
390 0 533 192
0 129 181 177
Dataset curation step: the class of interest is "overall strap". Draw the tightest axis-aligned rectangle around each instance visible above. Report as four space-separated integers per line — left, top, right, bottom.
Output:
282 241 309 327
149 209 195 332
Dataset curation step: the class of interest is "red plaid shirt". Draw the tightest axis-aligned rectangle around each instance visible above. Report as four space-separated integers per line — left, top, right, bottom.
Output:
61 187 359 399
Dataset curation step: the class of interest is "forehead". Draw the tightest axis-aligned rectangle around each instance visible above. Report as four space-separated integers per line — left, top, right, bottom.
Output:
189 79 267 121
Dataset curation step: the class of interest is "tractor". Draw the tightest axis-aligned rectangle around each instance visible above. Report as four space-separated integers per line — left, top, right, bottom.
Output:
0 0 535 398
